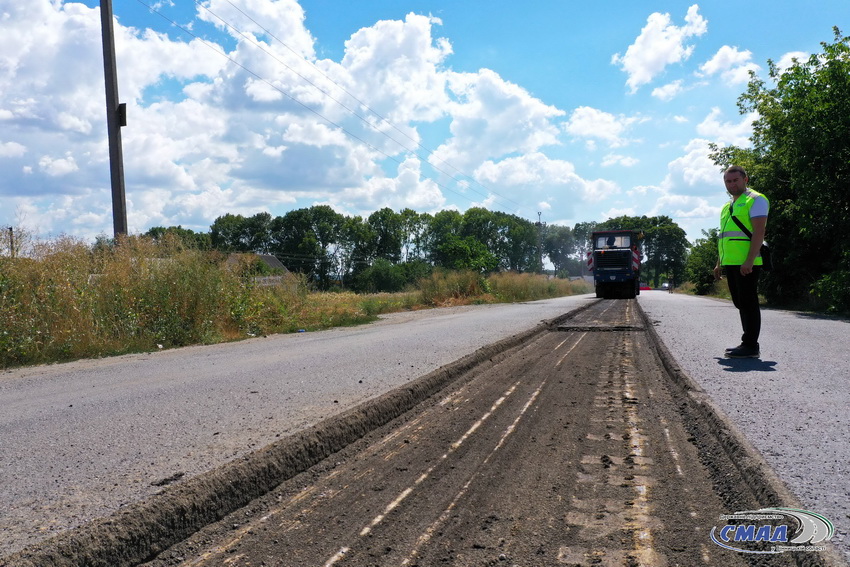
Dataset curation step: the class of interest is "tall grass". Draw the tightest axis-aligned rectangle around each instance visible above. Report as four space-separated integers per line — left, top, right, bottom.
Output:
417 270 491 306
1 236 589 369
416 269 590 306
487 271 590 302
0 235 308 367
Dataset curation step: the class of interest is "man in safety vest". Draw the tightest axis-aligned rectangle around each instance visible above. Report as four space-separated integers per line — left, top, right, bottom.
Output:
713 166 769 359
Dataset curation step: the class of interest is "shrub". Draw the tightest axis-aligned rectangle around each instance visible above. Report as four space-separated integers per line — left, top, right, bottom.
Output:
811 268 850 314
417 269 489 306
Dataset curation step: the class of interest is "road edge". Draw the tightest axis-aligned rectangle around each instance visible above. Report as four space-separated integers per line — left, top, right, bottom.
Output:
2 300 599 567
636 299 848 567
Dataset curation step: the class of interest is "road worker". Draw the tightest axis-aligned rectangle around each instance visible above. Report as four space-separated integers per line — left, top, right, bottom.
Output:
712 165 769 359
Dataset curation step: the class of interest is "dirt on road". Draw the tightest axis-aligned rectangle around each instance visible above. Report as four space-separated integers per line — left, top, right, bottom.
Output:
136 299 821 567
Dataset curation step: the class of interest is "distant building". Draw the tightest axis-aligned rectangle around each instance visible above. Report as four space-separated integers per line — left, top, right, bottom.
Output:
256 254 287 272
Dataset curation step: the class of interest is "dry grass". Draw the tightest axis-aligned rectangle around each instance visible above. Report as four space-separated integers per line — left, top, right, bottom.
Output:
488 271 590 302
1 236 589 369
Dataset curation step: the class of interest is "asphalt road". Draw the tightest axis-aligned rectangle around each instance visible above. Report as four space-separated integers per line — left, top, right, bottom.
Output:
2 291 848 564
0 295 592 557
639 291 850 563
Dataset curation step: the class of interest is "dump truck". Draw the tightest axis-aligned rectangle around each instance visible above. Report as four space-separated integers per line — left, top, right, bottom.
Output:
587 230 642 299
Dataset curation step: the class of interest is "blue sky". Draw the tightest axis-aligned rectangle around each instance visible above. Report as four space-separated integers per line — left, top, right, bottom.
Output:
1 1 847 247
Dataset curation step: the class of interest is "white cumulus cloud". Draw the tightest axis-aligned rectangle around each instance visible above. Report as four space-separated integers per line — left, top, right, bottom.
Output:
39 154 79 177
696 107 756 148
612 4 707 94
652 80 685 101
699 45 761 84
0 141 27 158
602 154 639 168
564 107 637 148
430 69 564 172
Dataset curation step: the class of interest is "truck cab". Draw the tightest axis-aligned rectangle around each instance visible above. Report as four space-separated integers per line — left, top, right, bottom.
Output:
589 230 642 299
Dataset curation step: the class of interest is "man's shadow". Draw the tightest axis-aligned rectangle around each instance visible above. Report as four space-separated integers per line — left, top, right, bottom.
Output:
715 357 778 372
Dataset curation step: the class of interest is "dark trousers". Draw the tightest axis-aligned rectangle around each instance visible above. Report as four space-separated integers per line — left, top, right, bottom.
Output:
725 266 761 347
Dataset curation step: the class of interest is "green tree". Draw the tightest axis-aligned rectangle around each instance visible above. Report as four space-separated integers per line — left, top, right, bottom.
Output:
544 224 577 276
649 223 689 287
461 207 500 252
494 213 539 272
145 226 211 250
368 208 404 264
434 234 499 272
572 221 598 267
270 209 322 278
243 212 273 253
425 210 464 267
685 229 720 294
400 208 431 262
309 205 345 290
352 258 406 293
710 28 850 312
209 212 273 253
210 213 249 252
338 215 371 287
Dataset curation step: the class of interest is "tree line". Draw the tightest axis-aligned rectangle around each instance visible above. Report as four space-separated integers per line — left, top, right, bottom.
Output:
145 208 690 292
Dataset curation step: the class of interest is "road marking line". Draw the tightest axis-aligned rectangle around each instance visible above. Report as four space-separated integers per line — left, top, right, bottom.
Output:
450 382 518 450
659 418 684 477
321 546 350 567
323 378 523 564
401 379 548 565
360 487 414 536
556 333 587 367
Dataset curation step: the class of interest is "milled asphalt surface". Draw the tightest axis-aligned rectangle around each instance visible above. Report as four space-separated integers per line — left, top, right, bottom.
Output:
639 291 850 562
2 291 848 564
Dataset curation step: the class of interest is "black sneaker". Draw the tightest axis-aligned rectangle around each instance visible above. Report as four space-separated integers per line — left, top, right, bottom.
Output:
725 343 745 353
725 345 760 358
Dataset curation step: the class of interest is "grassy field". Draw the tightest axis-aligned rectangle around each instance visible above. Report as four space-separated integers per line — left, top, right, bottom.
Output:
0 235 590 369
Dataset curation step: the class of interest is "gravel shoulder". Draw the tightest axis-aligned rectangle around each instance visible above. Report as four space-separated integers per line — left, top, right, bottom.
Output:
638 291 850 563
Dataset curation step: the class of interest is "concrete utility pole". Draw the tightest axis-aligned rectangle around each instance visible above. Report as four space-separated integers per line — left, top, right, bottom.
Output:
100 0 128 237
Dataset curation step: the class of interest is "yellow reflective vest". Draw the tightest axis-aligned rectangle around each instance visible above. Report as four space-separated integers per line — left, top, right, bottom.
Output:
718 189 769 266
